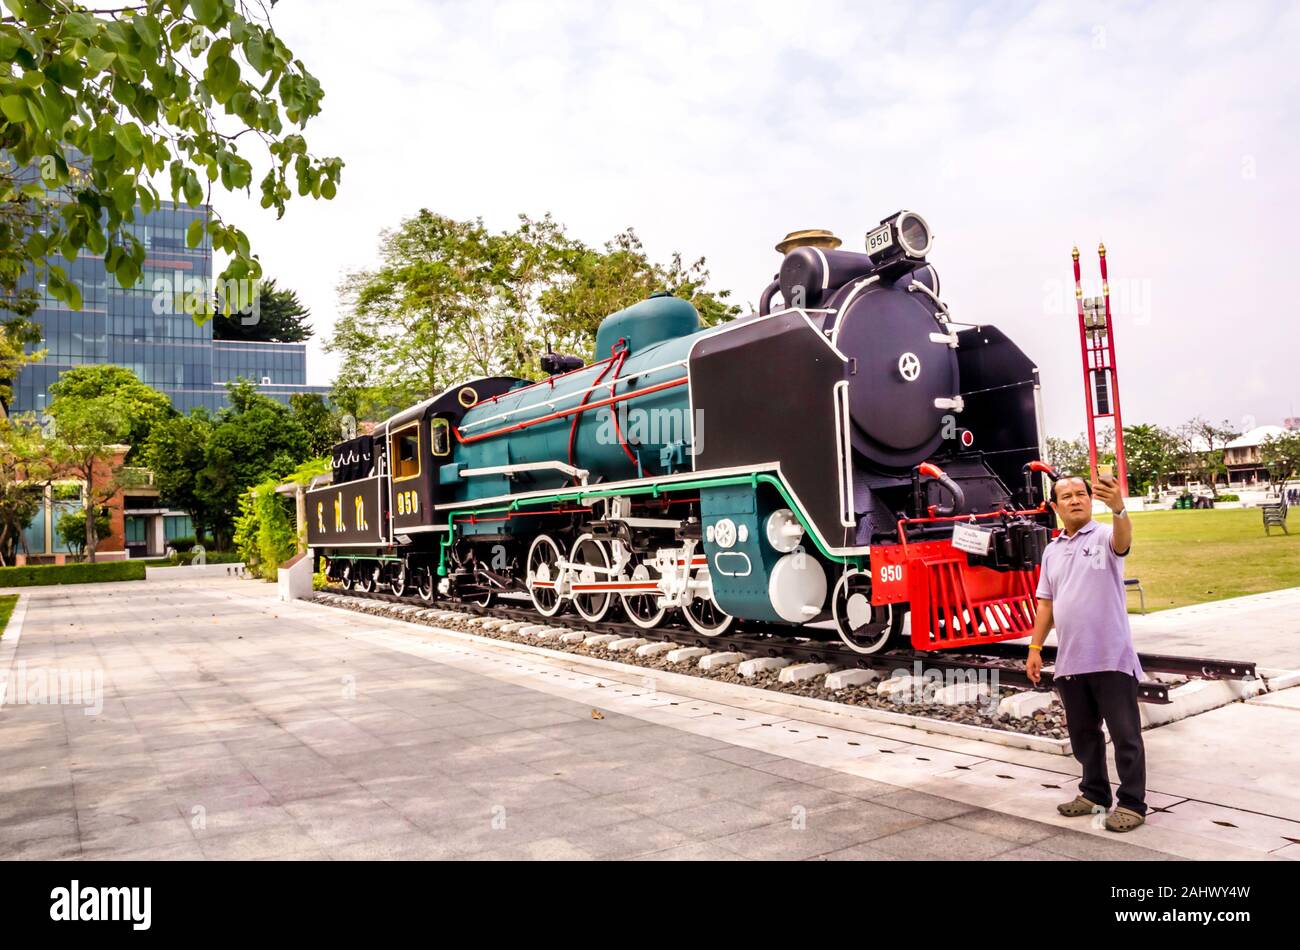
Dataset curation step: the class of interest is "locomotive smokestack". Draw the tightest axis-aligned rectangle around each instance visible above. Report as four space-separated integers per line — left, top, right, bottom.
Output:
775 229 842 255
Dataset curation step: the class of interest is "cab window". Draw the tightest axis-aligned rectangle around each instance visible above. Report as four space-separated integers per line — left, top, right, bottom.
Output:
391 424 420 480
431 418 450 457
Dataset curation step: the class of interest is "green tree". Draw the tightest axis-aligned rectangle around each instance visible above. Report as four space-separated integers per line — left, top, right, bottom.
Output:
0 0 342 317
55 503 109 557
1045 434 1089 476
473 213 585 381
1121 423 1180 495
0 311 42 403
541 226 739 356
141 405 214 541
0 413 53 565
330 212 504 419
196 378 307 546
329 212 739 420
212 277 312 341
288 391 336 458
233 470 309 580
1262 431 1300 490
44 363 172 459
1176 417 1239 498
47 372 138 560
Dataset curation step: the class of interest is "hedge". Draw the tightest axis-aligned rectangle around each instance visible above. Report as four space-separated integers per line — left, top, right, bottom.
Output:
0 560 147 587
141 551 242 567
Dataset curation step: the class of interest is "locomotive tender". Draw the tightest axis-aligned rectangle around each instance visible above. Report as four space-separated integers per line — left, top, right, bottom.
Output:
309 212 1054 654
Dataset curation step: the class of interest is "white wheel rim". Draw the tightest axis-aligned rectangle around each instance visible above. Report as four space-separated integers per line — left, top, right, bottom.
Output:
527 534 563 618
683 568 732 636
570 534 612 622
621 564 666 629
832 572 895 655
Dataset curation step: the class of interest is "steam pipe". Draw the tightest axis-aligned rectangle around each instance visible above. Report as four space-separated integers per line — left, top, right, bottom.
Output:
915 462 965 517
758 279 780 317
1022 460 1061 507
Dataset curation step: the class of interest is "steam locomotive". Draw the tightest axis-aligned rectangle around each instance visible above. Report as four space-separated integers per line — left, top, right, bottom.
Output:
309 212 1053 654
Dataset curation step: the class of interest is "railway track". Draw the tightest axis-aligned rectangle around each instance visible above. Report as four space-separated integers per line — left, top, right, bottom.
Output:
318 587 1259 706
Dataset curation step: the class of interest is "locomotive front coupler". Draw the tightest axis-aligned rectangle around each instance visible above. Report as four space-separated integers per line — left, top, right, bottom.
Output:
964 516 1051 572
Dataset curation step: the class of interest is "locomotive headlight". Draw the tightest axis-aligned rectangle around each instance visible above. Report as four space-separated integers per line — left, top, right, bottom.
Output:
864 210 932 276
895 211 932 258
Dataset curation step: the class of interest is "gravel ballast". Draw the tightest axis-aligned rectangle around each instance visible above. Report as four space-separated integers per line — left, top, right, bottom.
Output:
312 591 1073 738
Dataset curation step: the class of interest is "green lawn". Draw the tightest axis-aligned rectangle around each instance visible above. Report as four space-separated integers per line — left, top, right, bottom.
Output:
1094 508 1300 612
0 593 17 638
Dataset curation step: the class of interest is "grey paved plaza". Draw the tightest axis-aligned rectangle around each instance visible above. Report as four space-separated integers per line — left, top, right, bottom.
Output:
0 578 1173 860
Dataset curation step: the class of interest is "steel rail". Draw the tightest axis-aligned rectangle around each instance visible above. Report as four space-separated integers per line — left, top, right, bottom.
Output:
966 642 1256 682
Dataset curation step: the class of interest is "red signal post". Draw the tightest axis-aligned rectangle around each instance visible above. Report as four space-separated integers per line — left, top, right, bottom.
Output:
1072 242 1129 494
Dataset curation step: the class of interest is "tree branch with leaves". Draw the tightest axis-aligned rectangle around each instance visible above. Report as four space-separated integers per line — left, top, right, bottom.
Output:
329 212 741 421
0 0 342 316
0 413 54 565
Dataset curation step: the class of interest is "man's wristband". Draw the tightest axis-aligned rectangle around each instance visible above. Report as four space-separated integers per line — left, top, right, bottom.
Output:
1027 644 1043 652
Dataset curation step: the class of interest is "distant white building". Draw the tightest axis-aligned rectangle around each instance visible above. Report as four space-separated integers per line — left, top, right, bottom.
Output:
1222 425 1286 485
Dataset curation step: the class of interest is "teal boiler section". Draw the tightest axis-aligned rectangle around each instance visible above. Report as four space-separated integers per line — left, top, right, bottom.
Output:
446 294 705 503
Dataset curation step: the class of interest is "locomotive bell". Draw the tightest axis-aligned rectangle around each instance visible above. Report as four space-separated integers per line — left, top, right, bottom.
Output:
775 229 842 255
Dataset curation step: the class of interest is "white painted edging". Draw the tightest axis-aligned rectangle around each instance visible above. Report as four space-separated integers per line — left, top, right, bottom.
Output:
295 598 1071 755
0 592 29 694
146 563 246 580
1140 678 1264 729
278 554 313 602
1259 668 1300 692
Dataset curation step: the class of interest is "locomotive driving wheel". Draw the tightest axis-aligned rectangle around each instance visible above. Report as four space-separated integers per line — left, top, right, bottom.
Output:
832 570 905 654
620 558 667 630
683 564 733 636
527 534 565 618
390 560 408 596
569 534 614 623
415 565 436 602
339 560 354 591
449 542 497 608
355 562 375 593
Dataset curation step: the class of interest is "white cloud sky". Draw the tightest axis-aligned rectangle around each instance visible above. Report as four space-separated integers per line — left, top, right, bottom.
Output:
215 0 1300 437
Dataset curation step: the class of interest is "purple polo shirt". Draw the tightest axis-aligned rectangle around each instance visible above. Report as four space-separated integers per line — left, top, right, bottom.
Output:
1035 519 1144 680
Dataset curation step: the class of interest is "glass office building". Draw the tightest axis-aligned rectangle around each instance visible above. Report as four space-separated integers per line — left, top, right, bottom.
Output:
214 339 310 386
11 196 328 415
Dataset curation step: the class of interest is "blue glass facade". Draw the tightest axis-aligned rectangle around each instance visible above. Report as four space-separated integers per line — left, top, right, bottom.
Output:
214 340 308 386
12 199 328 415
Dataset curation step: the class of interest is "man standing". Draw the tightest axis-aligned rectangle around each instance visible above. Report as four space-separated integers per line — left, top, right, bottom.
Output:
1026 473 1146 832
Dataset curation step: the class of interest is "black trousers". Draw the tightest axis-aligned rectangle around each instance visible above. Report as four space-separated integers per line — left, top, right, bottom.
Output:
1055 671 1147 815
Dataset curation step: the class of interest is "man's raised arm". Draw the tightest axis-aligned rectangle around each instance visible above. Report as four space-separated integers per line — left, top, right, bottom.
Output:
1095 473 1131 555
